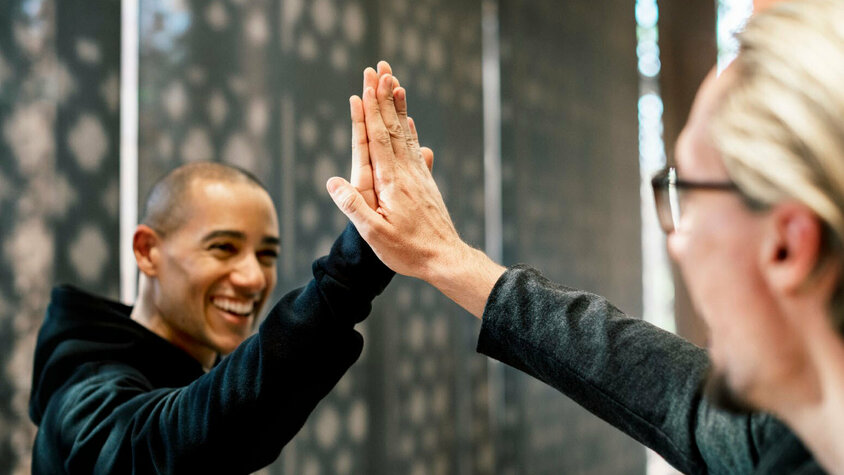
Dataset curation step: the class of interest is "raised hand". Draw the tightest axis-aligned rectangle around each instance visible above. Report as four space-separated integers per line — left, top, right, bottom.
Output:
328 61 504 317
349 62 433 211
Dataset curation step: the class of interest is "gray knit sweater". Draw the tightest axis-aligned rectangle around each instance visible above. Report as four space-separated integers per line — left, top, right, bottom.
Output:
477 265 824 474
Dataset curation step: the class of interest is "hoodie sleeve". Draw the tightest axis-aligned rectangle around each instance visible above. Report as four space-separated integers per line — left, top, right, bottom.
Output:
476 265 787 475
35 223 393 475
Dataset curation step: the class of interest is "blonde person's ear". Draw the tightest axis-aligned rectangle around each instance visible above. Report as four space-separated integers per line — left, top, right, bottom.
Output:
762 202 824 294
133 225 162 278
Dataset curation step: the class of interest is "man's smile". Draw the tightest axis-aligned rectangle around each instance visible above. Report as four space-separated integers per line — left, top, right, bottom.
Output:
210 296 257 319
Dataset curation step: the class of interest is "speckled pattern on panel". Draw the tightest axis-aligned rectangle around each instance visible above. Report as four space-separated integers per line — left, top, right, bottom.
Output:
498 0 645 474
0 1 120 474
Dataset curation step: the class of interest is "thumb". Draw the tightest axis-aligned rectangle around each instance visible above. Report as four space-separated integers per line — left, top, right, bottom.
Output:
326 177 382 231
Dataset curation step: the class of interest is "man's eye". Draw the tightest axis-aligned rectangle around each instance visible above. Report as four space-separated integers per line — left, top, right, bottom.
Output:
258 249 279 265
209 243 237 254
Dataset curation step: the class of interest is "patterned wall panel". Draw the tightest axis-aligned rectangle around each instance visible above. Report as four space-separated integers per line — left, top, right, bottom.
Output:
0 1 121 474
498 0 645 473
54 0 121 300
274 1 380 473
371 1 492 474
0 4 55 473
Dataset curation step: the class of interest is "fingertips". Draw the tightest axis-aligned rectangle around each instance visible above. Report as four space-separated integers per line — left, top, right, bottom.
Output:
377 74 395 102
394 87 407 114
363 67 377 91
377 60 393 76
326 176 348 196
363 87 382 120
327 177 381 233
349 95 363 119
327 177 362 215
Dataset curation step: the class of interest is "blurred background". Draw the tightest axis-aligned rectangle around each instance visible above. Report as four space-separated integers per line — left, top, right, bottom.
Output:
0 0 753 473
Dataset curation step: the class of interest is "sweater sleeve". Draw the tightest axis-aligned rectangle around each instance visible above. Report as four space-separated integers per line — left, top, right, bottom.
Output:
476 265 782 475
42 224 393 475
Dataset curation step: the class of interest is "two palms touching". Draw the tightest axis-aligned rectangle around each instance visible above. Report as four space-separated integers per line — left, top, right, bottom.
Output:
348 62 434 212
329 60 464 282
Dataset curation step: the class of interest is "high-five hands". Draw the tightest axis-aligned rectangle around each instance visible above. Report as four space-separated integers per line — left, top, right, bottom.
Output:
327 61 458 280
347 63 434 211
328 61 505 318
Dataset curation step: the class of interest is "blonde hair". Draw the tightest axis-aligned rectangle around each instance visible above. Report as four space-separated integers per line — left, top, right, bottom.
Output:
711 0 844 328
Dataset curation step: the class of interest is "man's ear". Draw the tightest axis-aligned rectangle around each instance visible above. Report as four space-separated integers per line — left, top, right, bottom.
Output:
134 225 162 277
762 202 823 293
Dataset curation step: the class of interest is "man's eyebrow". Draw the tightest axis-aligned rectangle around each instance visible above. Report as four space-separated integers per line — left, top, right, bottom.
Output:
262 236 281 247
200 230 280 246
201 230 246 242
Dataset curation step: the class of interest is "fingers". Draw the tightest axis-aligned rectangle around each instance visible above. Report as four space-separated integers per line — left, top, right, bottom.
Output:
375 74 410 162
408 117 419 143
394 87 409 125
407 116 433 171
362 86 398 180
376 61 399 93
349 95 377 210
327 177 383 237
377 60 393 77
350 96 369 170
393 87 417 154
363 67 378 96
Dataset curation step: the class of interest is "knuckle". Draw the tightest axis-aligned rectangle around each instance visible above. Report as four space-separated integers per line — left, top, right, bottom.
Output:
339 192 358 212
370 218 388 238
372 129 392 147
352 137 368 150
386 122 404 138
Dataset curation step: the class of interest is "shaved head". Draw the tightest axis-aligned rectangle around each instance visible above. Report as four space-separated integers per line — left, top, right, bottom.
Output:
142 162 269 236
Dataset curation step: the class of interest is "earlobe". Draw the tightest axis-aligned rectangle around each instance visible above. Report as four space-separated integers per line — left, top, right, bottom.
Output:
764 203 822 293
133 225 161 277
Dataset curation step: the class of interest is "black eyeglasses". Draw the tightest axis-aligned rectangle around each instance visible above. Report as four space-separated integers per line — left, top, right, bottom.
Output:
650 167 738 233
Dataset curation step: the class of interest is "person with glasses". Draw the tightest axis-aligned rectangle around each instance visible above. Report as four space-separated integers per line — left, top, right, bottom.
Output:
327 0 844 472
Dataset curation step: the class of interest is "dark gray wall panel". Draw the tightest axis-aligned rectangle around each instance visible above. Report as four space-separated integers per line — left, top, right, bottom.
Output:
499 0 644 473
0 1 121 472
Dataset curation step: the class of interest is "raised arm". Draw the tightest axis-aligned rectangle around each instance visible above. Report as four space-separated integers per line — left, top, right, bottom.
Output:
32 67 398 473
325 61 794 474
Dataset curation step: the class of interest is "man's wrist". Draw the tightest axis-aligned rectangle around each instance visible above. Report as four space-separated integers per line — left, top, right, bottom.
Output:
426 243 506 318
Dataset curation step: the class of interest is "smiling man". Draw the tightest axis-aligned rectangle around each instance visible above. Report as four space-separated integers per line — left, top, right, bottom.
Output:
29 161 394 474
328 0 844 472
130 165 282 370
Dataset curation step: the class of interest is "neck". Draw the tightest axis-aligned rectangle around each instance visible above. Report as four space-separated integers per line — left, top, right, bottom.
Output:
769 303 844 474
130 275 216 371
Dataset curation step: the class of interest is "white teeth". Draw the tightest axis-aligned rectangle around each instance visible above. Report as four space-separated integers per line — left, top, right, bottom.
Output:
212 297 254 316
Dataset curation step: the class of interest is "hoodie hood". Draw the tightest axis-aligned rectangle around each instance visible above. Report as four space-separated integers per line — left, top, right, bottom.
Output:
29 285 205 425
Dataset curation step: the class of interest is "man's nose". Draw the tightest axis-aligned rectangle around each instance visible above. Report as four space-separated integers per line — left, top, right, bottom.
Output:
230 254 266 293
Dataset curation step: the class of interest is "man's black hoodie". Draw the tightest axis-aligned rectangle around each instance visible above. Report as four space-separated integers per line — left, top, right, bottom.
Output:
29 224 393 474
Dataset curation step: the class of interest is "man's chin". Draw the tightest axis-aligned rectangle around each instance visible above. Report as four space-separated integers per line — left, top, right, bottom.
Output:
702 365 756 415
